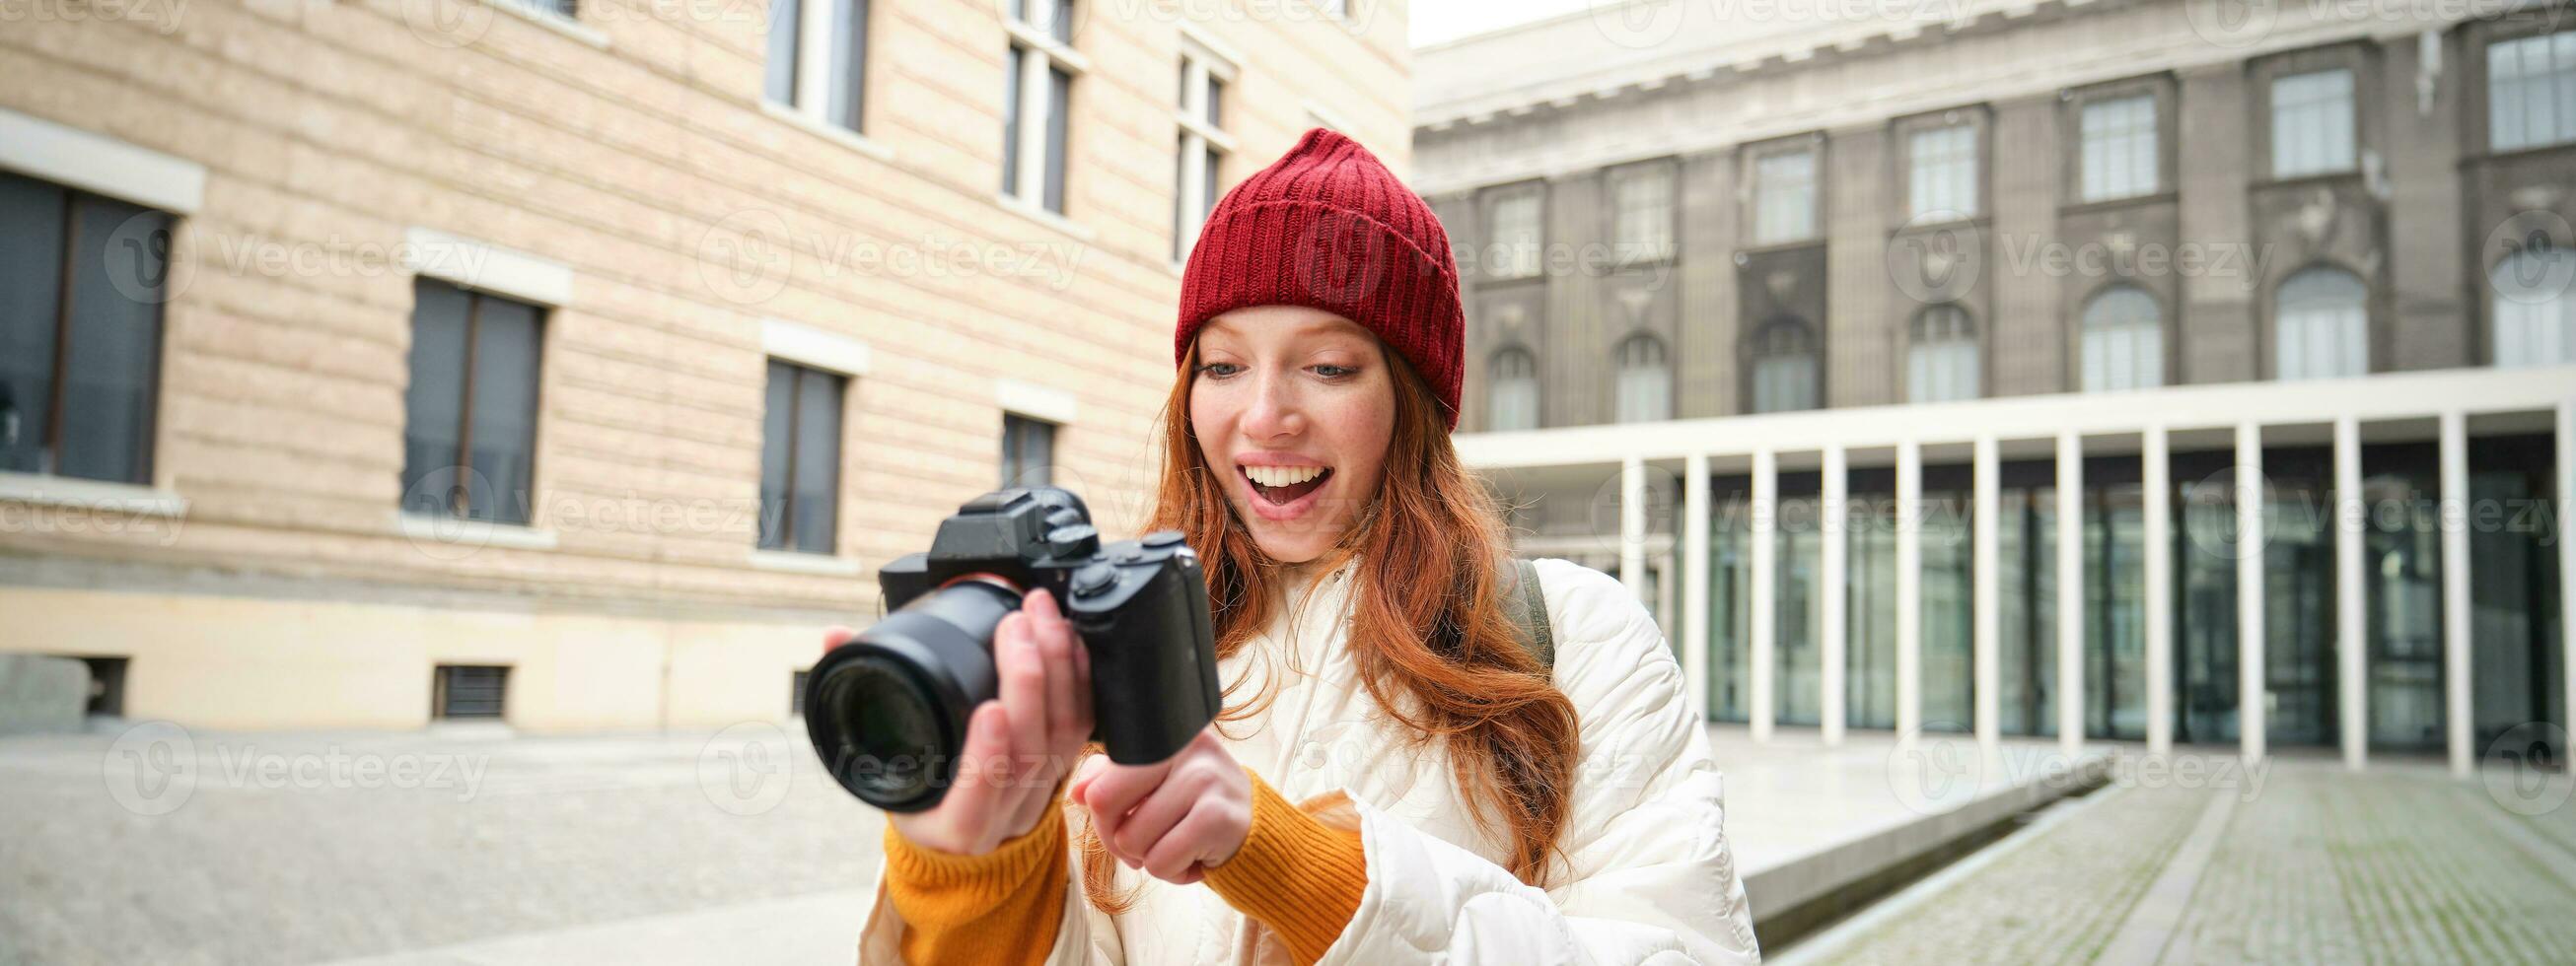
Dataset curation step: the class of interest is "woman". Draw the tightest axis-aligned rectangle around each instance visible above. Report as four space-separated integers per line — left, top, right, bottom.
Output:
840 129 1760 965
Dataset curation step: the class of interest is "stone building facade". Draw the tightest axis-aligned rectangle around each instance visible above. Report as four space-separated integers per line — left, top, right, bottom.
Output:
0 0 1407 728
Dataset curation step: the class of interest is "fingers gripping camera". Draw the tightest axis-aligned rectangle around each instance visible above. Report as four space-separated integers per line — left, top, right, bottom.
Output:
803 487 1223 811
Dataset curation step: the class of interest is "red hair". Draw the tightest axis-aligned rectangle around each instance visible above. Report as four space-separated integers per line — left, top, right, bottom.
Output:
1079 339 1579 912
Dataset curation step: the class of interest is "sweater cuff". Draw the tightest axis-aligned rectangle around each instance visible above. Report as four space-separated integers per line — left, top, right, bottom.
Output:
1202 770 1370 965
882 804 1067 924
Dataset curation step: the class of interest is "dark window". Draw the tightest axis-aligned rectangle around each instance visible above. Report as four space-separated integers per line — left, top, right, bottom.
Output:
433 664 509 720
1001 413 1054 487
400 278 544 525
757 360 846 554
1043 66 1072 214
1001 50 1022 195
827 0 869 130
763 0 800 104
792 669 811 715
0 172 169 484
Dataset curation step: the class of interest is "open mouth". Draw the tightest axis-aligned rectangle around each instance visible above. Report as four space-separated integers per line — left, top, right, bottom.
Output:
1241 464 1333 506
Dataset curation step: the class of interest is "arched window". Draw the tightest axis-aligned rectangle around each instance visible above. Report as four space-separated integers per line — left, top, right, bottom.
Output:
2274 266 2369 380
1612 333 1672 423
2491 246 2576 368
1906 305 1980 403
1748 317 1820 414
1486 346 1539 432
2079 285 2162 392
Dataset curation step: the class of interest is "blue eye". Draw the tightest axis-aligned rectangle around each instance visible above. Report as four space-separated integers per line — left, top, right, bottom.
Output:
1196 363 1243 379
1314 365 1357 380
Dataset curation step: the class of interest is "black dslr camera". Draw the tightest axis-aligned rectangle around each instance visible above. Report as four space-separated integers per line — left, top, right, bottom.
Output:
802 487 1222 811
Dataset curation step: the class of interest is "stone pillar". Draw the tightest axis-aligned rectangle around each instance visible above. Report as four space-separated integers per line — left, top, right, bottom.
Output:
2145 424 2173 757
1753 448 1778 743
1822 445 1848 745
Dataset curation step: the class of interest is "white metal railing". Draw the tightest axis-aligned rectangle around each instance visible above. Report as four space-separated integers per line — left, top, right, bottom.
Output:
1462 365 2576 776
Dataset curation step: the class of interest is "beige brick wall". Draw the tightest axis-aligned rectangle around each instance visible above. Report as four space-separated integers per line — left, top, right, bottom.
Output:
0 0 1410 726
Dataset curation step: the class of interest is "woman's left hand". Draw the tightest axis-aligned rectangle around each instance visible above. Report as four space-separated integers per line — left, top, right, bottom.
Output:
1069 727 1251 885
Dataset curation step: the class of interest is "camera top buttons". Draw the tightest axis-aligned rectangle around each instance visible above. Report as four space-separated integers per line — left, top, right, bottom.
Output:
1071 563 1119 597
1045 523 1099 557
1142 529 1184 548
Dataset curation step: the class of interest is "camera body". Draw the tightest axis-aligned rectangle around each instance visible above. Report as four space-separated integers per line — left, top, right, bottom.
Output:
803 487 1222 811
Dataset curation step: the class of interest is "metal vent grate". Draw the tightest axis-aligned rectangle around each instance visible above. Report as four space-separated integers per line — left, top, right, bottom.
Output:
434 665 509 720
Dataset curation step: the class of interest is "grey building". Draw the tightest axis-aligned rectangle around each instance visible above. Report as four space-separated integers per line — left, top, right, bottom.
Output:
1416 0 2574 771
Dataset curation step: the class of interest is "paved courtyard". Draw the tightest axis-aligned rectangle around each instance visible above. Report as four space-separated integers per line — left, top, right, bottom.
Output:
3 723 2570 964
1779 756 2576 965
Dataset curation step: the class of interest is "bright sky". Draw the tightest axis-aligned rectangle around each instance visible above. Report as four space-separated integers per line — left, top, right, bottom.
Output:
1409 0 1595 47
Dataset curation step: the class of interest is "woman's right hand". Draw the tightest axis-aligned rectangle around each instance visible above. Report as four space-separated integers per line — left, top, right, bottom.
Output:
823 587 1094 857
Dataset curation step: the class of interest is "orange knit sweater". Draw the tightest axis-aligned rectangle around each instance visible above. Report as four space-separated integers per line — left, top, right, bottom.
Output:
882 770 1368 965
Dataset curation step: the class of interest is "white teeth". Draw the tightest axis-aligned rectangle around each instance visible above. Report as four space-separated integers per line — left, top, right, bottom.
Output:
1246 465 1326 488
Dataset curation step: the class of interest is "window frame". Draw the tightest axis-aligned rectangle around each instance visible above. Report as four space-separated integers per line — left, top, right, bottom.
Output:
1608 160 1678 264
1003 0 1090 215
1897 109 1986 222
1611 332 1674 424
1479 182 1546 281
2483 26 2576 153
757 359 849 556
1000 412 1057 488
2487 244 2576 368
1747 139 1823 246
2076 283 2166 392
2267 67 2358 179
400 278 548 526
766 0 872 135
1904 304 1982 403
2061 77 2174 207
1173 31 1239 263
1744 315 1823 414
1485 345 1540 432
0 173 171 487
2270 264 2371 380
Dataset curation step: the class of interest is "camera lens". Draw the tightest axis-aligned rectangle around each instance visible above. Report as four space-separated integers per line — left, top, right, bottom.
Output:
817 656 945 806
803 579 1018 811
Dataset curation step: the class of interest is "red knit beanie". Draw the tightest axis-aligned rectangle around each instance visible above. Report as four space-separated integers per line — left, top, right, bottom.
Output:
1175 128 1466 430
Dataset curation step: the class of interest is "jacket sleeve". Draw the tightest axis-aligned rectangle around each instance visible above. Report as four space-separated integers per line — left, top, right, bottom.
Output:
1313 559 1763 966
854 802 1122 965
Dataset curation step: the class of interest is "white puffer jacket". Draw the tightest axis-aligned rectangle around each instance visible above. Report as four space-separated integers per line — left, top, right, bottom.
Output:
856 557 1763 965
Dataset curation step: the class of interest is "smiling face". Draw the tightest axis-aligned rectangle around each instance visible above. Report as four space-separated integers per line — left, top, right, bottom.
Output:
1186 306 1396 564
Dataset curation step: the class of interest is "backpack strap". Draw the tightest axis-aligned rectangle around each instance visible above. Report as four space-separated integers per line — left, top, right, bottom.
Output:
1500 556 1554 671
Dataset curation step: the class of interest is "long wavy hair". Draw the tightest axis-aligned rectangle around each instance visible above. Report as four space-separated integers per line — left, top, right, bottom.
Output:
1079 337 1580 912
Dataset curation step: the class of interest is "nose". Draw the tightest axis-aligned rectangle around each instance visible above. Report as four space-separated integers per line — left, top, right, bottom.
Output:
1239 367 1306 442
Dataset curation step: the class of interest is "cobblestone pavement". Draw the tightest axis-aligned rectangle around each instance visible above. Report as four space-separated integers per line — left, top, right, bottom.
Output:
0 724 886 965
1790 757 2576 966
